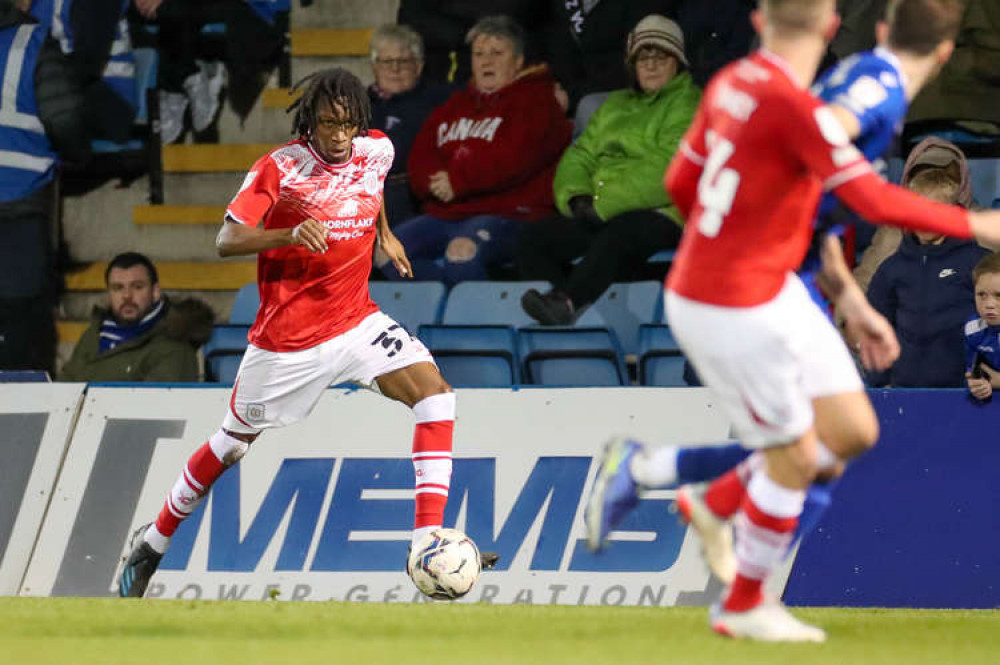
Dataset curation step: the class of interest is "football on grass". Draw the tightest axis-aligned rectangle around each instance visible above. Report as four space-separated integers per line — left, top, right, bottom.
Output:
407 528 481 600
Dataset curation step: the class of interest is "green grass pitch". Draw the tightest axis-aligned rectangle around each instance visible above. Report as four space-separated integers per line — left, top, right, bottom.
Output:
2 598 997 665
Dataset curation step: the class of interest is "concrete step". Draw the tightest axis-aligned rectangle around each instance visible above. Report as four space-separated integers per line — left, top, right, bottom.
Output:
163 144 274 173
291 0 398 29
60 289 240 322
57 321 88 345
134 205 226 225
292 28 373 56
66 260 256 292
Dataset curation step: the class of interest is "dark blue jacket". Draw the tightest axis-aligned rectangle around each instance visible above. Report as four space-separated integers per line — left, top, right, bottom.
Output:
369 80 454 176
868 233 989 387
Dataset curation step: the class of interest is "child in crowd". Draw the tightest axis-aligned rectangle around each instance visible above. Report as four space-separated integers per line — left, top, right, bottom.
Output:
964 252 1000 401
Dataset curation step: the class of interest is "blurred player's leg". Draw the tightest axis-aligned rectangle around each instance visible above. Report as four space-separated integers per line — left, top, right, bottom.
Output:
711 440 826 642
585 439 752 551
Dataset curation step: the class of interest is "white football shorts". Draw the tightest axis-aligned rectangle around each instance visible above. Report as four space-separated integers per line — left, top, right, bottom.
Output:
223 310 435 433
665 273 863 448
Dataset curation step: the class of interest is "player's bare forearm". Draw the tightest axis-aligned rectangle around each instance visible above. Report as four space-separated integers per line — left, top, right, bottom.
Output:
814 235 854 304
217 217 330 257
216 220 296 257
377 203 413 277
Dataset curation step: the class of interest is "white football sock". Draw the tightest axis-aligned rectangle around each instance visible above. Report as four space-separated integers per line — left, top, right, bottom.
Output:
629 444 679 488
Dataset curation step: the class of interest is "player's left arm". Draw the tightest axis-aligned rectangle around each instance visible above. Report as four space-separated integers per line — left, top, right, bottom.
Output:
376 202 412 278
815 235 900 371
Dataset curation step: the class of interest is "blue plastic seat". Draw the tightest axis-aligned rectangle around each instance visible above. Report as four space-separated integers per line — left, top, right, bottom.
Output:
968 158 1000 210
519 326 626 386
575 281 663 356
370 281 446 335
418 324 518 387
202 324 250 383
442 281 550 327
230 283 260 325
638 323 687 387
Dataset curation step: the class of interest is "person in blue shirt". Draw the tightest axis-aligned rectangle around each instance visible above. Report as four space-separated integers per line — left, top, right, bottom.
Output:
584 0 965 554
965 252 1000 402
0 0 88 374
29 0 138 143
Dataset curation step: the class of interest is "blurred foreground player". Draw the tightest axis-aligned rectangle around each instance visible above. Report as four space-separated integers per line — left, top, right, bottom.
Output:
591 0 1000 642
587 0 964 565
118 68 493 598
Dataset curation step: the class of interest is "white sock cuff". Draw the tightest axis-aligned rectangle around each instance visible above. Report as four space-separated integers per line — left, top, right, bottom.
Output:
748 471 806 519
208 429 248 463
412 392 456 423
143 523 170 554
815 440 840 471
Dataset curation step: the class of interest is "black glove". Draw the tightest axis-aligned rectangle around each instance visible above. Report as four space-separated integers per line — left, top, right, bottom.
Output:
568 195 603 229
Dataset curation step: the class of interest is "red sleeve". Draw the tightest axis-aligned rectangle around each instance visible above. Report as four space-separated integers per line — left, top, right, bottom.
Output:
833 171 972 238
407 109 448 202
786 95 873 189
664 107 707 220
226 154 281 226
783 95 971 238
446 94 572 199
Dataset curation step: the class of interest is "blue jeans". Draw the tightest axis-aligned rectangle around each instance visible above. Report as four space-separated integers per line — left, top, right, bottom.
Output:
384 213 518 286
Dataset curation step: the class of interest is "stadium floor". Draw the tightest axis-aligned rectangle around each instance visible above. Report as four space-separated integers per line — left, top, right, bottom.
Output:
2 598 996 664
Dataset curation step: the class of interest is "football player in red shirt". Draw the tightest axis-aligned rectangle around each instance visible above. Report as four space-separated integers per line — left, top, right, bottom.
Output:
117 69 475 598
615 0 1000 642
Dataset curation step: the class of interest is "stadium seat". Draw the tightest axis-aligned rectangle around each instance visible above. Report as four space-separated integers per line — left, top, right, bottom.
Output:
230 283 260 325
0 370 50 382
575 281 663 356
519 326 626 386
968 158 1000 211
202 324 250 383
637 324 687 387
418 324 519 387
370 281 446 334
442 281 551 327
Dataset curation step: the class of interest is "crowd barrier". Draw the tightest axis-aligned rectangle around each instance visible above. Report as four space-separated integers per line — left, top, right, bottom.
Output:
2 385 996 608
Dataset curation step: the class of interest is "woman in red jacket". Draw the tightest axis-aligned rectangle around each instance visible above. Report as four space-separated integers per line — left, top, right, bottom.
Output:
381 14 572 286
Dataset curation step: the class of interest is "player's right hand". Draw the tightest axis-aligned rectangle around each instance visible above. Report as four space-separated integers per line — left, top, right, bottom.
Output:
969 210 1000 250
292 219 328 253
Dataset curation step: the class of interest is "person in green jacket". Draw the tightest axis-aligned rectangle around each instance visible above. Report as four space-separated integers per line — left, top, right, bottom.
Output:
518 14 700 325
59 252 213 382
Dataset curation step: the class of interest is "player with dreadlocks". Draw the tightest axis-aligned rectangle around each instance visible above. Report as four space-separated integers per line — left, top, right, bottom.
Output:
117 68 490 598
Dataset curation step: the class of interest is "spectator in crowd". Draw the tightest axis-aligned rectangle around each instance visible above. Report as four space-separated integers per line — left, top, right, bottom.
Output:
131 0 227 144
854 137 974 292
30 0 138 144
518 14 699 326
382 15 572 286
830 0 888 60
964 251 1000 401
397 1 545 85
675 0 755 87
0 0 89 376
541 0 672 117
368 24 454 226
866 168 988 387
59 252 213 382
907 0 1000 137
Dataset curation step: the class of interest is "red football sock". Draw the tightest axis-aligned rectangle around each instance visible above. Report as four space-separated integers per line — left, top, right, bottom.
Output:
155 441 227 537
412 419 453 528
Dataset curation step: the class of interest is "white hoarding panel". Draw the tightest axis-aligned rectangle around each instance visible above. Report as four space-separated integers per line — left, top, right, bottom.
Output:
0 383 85 595
24 386 775 605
